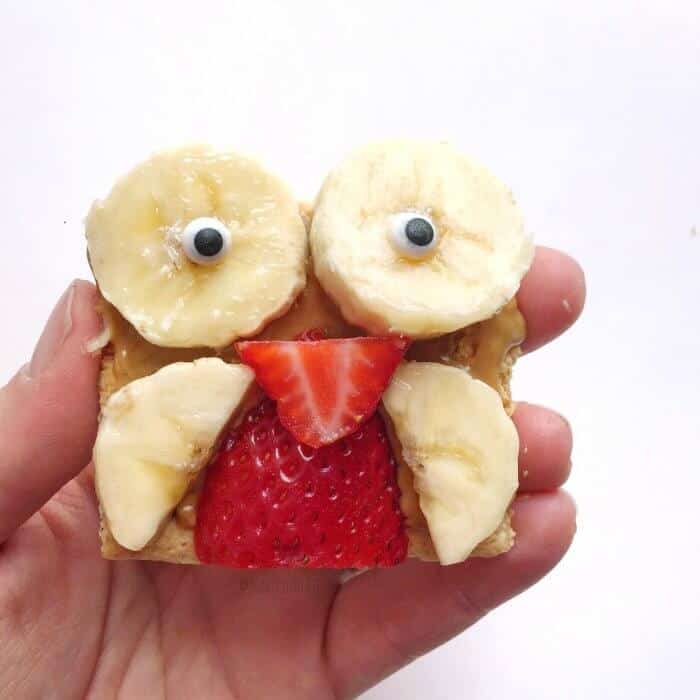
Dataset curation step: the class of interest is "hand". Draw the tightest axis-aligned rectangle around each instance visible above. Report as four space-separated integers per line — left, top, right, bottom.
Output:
0 246 585 699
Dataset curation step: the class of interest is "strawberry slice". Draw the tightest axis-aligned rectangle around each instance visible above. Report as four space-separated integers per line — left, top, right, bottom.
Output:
194 399 408 568
235 335 408 447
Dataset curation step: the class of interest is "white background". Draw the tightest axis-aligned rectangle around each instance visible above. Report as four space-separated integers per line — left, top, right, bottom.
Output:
1 1 699 698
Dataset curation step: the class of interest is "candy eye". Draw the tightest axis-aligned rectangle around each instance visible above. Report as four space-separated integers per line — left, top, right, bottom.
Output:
180 217 232 265
389 213 438 259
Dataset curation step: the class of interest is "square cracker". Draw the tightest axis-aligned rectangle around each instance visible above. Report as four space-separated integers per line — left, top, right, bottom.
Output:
95 278 525 565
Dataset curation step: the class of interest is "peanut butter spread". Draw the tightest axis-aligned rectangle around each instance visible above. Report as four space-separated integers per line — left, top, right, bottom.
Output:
100 279 524 407
408 298 525 412
175 493 199 530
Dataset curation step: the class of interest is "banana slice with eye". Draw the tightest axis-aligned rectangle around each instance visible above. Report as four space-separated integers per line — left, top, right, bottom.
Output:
310 140 534 338
86 145 307 348
382 361 519 565
94 359 254 551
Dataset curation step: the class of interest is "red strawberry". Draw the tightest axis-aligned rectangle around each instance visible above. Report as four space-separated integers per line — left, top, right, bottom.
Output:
194 399 408 568
235 335 408 447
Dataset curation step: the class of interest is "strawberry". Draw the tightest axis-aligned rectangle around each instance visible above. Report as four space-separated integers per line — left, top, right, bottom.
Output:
235 335 408 447
194 399 408 568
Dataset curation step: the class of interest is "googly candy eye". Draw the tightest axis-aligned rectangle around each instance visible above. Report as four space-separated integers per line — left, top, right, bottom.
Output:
180 217 232 265
389 213 438 259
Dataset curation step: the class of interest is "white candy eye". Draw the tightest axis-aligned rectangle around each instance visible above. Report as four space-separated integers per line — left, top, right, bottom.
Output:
179 217 232 265
389 213 438 259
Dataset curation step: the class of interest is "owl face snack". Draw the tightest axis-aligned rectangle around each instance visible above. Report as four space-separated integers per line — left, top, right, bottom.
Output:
87 142 534 569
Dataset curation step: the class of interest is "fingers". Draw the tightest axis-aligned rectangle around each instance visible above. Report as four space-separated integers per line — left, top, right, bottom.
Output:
518 247 586 354
326 491 576 699
0 281 102 544
513 402 572 492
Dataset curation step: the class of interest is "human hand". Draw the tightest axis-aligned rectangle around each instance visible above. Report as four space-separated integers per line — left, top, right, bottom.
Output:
0 246 584 699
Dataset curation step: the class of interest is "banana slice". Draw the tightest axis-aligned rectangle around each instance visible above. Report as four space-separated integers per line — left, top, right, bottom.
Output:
94 359 254 551
310 140 534 338
86 145 307 348
382 361 519 564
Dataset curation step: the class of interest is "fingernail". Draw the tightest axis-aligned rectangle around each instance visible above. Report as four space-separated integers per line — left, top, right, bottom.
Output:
84 314 111 356
28 282 77 378
552 407 571 430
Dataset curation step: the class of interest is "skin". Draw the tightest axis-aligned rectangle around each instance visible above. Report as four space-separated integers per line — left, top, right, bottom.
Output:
0 246 585 699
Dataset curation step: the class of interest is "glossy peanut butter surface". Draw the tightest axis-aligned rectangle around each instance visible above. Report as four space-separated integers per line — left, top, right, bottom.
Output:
101 274 524 402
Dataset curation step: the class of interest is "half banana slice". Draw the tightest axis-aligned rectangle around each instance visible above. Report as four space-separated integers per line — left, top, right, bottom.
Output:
382 362 519 564
310 140 534 338
86 145 307 348
94 359 254 551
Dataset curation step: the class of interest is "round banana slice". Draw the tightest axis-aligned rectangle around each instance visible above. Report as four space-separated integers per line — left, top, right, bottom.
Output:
310 140 534 338
382 362 519 565
94 359 254 551
86 145 307 348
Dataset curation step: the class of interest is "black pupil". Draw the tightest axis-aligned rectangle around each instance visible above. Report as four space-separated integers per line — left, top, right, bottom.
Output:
405 217 434 247
194 228 224 257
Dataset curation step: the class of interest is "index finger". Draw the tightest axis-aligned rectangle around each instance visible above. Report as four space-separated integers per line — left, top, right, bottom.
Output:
517 246 586 354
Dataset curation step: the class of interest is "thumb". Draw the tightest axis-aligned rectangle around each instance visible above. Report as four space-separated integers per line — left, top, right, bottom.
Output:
0 280 102 544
